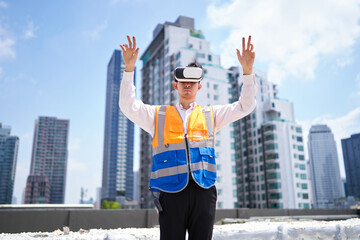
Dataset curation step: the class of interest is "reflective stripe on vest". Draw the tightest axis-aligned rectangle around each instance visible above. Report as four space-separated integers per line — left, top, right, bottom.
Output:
150 105 216 192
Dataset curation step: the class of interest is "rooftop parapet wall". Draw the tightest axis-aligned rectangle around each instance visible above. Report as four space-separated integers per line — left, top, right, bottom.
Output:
0 208 359 233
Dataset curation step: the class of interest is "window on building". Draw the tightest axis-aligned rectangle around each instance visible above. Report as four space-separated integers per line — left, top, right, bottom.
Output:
299 164 306 170
208 54 212 61
301 183 308 189
196 53 205 58
269 193 282 200
214 95 219 101
269 182 281 189
265 143 278 150
268 172 281 179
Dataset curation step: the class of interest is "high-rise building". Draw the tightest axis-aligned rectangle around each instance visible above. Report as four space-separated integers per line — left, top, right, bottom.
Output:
341 133 360 199
229 68 311 209
25 116 69 204
101 50 134 203
139 16 238 208
24 175 51 204
0 123 19 204
308 124 344 208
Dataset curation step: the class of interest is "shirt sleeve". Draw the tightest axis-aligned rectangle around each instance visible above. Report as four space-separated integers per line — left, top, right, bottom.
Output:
119 71 157 137
212 73 258 132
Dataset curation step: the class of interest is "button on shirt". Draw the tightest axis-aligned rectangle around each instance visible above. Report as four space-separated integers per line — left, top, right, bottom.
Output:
176 102 197 135
119 71 258 137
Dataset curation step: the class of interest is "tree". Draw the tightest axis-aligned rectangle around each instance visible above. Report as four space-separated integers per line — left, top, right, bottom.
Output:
101 200 122 209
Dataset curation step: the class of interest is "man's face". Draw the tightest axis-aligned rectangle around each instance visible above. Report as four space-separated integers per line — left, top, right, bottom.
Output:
173 81 202 100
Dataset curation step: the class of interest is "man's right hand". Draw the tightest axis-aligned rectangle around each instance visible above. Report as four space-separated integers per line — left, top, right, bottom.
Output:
120 35 139 72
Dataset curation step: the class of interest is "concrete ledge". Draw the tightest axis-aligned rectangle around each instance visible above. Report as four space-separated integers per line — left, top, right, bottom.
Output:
0 208 359 233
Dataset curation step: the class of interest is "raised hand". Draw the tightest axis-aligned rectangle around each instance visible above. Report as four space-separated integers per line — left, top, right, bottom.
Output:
120 35 139 72
236 36 255 75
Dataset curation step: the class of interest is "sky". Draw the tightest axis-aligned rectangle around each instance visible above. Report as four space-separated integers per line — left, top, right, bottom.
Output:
1 0 360 204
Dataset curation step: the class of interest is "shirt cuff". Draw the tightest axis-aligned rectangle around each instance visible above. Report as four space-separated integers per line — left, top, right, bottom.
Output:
243 73 256 86
123 71 134 78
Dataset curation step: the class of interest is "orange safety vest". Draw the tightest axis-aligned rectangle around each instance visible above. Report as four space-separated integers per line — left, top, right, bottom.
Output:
150 105 216 192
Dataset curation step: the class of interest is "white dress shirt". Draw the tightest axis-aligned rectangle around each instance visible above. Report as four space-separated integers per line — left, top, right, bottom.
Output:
119 71 258 137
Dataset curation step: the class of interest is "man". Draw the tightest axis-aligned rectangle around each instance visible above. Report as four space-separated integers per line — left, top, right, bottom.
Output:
119 35 257 240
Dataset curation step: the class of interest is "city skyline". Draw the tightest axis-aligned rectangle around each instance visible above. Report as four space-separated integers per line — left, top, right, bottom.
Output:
0 0 359 204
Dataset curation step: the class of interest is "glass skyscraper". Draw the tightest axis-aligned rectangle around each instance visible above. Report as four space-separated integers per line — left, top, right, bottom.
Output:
0 123 19 204
341 133 360 199
25 116 69 204
308 124 344 208
101 50 134 203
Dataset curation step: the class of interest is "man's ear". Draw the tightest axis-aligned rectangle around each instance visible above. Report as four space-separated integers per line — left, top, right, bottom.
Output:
173 82 178 90
198 83 202 91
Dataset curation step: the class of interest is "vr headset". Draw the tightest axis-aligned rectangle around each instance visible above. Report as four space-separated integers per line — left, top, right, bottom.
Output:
174 67 203 82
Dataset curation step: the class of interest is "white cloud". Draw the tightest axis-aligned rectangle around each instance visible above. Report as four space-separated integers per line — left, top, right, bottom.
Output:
299 107 360 178
83 21 108 40
207 0 360 85
0 1 7 8
0 22 16 60
24 21 37 39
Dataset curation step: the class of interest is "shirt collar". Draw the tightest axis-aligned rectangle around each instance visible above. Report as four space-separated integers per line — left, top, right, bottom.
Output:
177 101 197 110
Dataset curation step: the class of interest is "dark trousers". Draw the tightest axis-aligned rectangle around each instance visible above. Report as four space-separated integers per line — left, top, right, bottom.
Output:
158 178 217 240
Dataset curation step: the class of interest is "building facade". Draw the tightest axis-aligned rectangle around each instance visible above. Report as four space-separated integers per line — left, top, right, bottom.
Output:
341 133 360 199
101 50 135 203
26 116 69 204
0 123 19 204
139 16 238 208
229 68 311 209
24 175 51 204
308 124 344 208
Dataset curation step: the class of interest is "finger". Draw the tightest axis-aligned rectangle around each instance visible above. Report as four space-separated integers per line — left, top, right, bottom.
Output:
120 45 125 52
127 35 133 49
250 44 254 52
236 49 243 63
133 36 137 49
123 44 129 50
247 36 251 51
242 37 245 53
134 48 140 57
236 49 241 58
